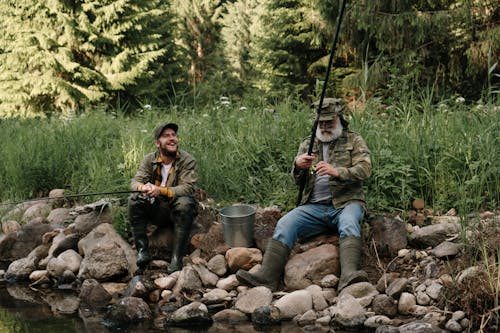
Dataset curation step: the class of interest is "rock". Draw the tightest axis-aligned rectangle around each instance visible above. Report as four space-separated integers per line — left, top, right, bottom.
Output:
79 278 112 309
2 220 21 234
102 296 152 329
338 281 379 307
46 208 73 227
398 320 446 333
77 223 136 281
207 254 228 276
162 301 212 328
154 275 177 290
193 263 219 287
371 216 408 257
216 274 239 290
430 241 463 258
320 274 339 288
47 249 82 278
372 294 398 317
306 284 329 311
408 223 460 248
225 247 262 272
425 282 443 299
274 290 312 320
66 208 112 236
22 203 51 223
212 309 248 323
5 256 37 282
364 315 393 328
252 305 281 326
0 222 53 261
234 286 272 314
385 277 409 298
284 244 340 290
173 265 203 293
201 288 232 304
398 292 416 315
330 293 366 328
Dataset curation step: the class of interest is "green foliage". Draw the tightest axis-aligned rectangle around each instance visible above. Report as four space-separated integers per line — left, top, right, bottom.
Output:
0 0 178 116
356 95 500 213
248 0 327 100
1 94 498 215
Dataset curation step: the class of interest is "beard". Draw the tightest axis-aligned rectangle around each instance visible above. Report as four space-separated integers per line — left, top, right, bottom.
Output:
159 142 177 158
316 117 343 143
160 148 177 158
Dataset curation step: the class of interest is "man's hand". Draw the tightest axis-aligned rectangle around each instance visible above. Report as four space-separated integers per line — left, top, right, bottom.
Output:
295 153 316 170
141 182 161 197
315 161 340 178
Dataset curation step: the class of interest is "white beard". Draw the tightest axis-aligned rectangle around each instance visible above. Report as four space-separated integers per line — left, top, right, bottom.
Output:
316 117 343 143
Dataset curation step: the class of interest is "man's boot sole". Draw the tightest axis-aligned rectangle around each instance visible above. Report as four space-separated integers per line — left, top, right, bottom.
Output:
236 270 277 291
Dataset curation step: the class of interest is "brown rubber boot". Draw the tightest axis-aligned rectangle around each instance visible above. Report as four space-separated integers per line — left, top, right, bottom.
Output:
337 236 368 291
235 239 291 291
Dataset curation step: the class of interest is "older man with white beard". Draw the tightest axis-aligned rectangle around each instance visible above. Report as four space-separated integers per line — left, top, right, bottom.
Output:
236 98 372 291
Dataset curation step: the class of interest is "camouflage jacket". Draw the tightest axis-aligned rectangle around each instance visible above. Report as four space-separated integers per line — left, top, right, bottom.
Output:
292 129 371 208
130 149 197 198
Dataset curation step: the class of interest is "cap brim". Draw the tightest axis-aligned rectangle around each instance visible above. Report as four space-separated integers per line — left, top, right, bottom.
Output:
155 123 178 139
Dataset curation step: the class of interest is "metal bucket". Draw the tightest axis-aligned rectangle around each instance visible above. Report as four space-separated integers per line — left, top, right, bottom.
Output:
219 204 255 247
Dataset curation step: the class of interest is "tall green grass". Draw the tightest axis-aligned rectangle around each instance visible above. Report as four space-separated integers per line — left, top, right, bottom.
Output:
0 96 498 215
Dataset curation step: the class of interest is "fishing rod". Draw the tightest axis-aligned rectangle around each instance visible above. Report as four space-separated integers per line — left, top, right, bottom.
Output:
296 0 348 206
0 190 141 206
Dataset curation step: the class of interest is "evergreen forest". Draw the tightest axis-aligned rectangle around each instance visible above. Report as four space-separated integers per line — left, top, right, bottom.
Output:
0 0 498 117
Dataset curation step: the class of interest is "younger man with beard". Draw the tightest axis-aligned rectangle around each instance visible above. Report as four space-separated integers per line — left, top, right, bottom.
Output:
128 122 198 273
236 98 372 291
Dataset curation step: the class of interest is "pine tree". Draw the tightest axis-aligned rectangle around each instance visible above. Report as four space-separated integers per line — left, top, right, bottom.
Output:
0 0 177 117
220 0 261 84
248 0 328 99
171 0 225 86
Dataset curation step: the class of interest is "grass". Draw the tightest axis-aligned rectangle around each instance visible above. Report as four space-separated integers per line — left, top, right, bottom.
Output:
0 94 498 215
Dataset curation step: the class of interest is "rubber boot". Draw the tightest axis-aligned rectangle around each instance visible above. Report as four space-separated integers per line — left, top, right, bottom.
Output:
167 223 192 274
128 194 151 268
135 235 151 268
337 236 368 291
236 239 291 291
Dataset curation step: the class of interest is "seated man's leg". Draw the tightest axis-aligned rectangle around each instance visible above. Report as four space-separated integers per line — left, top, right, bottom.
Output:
167 196 197 273
336 202 368 290
236 204 328 291
128 194 153 267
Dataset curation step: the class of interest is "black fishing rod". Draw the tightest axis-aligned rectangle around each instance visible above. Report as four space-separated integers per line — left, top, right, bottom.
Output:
0 190 141 206
296 0 348 206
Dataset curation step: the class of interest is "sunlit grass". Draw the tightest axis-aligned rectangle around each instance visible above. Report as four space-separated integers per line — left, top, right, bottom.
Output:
0 95 498 215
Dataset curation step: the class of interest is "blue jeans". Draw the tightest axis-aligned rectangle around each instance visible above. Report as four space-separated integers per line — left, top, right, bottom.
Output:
272 202 365 248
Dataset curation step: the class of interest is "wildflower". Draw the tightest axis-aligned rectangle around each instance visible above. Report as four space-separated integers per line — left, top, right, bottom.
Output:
455 96 465 103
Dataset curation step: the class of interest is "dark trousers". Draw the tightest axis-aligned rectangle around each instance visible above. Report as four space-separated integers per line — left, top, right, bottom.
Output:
128 193 197 241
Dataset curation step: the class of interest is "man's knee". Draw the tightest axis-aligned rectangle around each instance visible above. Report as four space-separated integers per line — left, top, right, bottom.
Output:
171 196 197 217
338 203 364 238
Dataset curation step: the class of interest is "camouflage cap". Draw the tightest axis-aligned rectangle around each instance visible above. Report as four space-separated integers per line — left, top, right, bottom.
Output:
311 98 343 121
154 122 178 140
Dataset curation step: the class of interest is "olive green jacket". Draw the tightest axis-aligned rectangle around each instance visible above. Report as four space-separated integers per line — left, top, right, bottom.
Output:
130 149 197 198
292 129 371 208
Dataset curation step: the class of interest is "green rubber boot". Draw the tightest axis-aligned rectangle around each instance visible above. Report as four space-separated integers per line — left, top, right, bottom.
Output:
236 239 291 291
167 223 192 274
135 235 151 268
337 236 368 291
